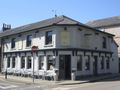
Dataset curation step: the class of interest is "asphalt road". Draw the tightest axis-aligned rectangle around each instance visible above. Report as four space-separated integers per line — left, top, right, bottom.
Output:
0 76 120 90
54 76 120 90
0 78 51 90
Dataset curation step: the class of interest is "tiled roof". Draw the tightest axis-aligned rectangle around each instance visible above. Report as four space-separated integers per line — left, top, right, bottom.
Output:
86 16 120 28
0 15 114 37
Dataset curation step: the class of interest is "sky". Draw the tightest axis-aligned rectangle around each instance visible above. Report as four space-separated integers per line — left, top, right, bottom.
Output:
0 0 120 30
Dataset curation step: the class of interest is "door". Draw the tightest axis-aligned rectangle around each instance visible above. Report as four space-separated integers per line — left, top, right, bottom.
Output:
93 56 98 76
59 55 71 80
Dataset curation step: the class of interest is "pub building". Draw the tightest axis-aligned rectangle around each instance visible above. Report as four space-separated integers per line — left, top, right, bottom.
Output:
0 15 119 80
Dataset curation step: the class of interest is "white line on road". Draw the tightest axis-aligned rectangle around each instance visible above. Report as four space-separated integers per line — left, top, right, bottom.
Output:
0 85 18 89
52 87 70 90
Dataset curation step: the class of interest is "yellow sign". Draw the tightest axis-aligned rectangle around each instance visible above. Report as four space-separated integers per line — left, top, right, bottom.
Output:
60 30 70 46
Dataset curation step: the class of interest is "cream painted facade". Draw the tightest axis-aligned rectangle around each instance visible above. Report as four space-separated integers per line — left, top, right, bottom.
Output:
0 16 119 80
99 26 120 57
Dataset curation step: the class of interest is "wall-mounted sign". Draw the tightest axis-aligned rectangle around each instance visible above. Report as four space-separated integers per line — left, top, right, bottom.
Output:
60 30 70 46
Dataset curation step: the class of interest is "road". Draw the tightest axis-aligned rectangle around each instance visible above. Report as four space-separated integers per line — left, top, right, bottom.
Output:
53 76 120 90
0 76 120 90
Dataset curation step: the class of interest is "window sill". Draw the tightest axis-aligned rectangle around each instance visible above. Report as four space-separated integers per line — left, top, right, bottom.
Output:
11 48 16 50
44 44 53 47
25 46 31 49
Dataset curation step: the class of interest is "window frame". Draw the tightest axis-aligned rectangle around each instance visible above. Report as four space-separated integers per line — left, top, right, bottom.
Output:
21 56 25 69
47 55 55 70
85 55 90 70
26 35 32 47
11 38 16 49
45 31 52 45
27 56 32 69
7 57 11 68
12 57 16 68
101 56 104 69
106 57 110 69
38 56 44 70
102 37 107 49
77 55 82 71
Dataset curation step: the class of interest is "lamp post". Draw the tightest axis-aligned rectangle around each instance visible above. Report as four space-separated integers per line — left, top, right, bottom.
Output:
32 46 38 83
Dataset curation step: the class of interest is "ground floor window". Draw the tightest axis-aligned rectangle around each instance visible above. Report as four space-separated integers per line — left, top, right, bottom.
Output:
47 55 55 70
27 56 31 69
12 57 16 68
101 56 104 69
85 55 90 70
38 56 44 70
106 57 110 69
77 55 82 71
7 57 10 68
21 56 25 68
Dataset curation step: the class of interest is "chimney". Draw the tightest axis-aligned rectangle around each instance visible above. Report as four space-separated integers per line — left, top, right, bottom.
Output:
2 23 11 31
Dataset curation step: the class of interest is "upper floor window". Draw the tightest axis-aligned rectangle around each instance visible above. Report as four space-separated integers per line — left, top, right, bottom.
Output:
11 38 16 49
77 55 82 71
45 31 52 45
26 35 32 47
102 37 107 49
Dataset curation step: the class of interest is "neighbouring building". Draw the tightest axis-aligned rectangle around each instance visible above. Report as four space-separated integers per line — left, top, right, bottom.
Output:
0 15 119 80
86 16 120 73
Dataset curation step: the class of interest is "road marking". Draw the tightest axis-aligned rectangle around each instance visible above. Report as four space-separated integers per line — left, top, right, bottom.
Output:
0 85 17 89
52 87 72 90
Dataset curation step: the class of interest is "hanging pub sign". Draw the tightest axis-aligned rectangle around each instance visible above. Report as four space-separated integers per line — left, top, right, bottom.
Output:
32 46 38 53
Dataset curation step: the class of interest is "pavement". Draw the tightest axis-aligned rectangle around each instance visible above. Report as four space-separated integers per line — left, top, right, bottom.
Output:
0 73 120 86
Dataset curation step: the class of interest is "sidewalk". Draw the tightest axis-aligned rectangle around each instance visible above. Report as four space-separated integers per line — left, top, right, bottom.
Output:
58 73 120 85
0 73 120 85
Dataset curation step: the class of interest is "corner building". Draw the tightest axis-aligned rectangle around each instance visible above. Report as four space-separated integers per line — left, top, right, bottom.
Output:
0 16 119 80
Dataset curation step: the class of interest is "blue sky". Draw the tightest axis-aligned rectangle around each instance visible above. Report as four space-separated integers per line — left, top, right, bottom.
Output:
0 0 120 29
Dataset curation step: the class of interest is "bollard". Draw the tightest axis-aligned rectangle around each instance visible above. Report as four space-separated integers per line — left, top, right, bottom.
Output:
71 69 76 81
71 72 75 80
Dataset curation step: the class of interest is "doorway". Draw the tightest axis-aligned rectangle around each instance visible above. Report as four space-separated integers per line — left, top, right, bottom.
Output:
93 56 98 76
59 55 71 80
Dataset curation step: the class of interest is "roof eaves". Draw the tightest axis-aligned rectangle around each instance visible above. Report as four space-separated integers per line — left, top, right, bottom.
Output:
77 23 115 37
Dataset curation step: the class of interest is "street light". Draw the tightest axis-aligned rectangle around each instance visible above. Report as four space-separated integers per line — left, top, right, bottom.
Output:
32 46 38 83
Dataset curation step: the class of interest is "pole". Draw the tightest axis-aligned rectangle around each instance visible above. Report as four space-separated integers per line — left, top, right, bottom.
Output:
5 69 7 79
32 52 35 83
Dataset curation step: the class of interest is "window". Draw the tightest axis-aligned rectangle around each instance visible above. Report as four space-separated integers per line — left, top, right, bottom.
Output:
85 55 90 70
26 35 32 47
7 57 10 68
12 57 16 68
102 37 107 48
101 56 104 69
77 55 82 71
45 31 52 45
27 56 31 69
38 56 44 70
11 38 15 48
21 56 25 68
106 57 110 69
47 55 55 70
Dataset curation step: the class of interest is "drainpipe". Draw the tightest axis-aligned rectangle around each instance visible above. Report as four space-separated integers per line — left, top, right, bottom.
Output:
0 38 4 73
